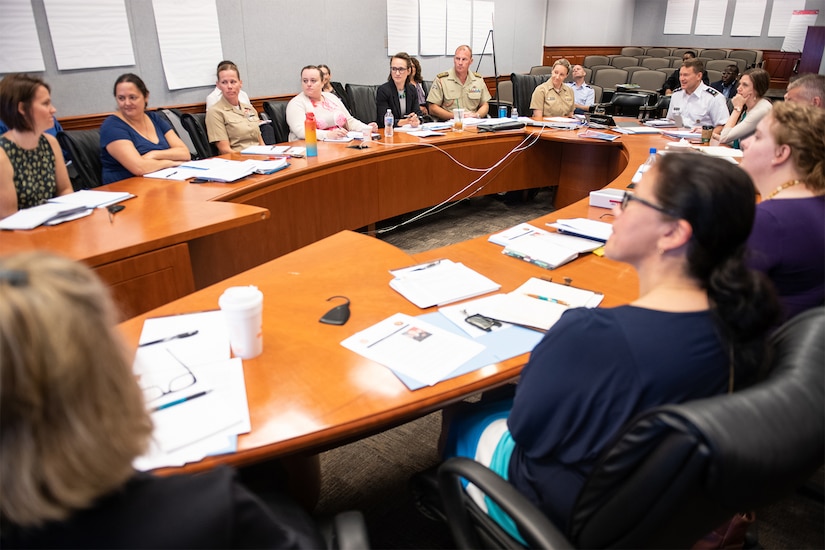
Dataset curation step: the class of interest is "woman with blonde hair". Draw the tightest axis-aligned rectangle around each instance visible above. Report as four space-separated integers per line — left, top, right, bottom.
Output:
530 58 574 118
0 252 319 548
740 101 825 322
206 61 264 154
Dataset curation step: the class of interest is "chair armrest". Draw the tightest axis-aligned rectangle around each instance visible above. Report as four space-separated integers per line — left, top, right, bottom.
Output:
438 457 573 549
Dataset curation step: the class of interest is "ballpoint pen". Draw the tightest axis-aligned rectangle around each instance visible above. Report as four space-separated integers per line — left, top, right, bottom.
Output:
524 293 570 306
151 390 211 412
138 330 199 347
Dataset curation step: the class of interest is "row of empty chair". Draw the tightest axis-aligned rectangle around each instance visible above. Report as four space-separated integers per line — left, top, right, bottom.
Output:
618 46 761 65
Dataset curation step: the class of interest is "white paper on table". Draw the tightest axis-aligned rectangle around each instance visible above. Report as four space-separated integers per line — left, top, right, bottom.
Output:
0 202 93 230
341 313 485 386
409 130 447 137
548 218 613 242
488 223 549 246
241 145 290 155
389 259 500 308
134 310 229 368
48 189 134 208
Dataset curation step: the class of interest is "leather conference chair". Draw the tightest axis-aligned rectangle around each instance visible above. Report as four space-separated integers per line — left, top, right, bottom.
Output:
421 306 825 549
56 129 103 190
263 100 290 144
609 91 656 117
159 108 198 159
344 83 380 125
331 81 351 112
180 113 215 159
509 73 549 117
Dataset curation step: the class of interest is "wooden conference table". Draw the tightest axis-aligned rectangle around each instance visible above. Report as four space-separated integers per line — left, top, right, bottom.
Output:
114 124 680 473
1 125 630 319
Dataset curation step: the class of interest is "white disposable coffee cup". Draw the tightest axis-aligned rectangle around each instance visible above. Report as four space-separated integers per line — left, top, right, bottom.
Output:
218 285 264 359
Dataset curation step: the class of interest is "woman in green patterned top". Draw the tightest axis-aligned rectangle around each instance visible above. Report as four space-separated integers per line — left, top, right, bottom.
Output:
0 74 72 220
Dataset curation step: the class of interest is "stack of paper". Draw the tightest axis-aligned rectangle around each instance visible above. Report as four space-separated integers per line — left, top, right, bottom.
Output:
548 218 613 242
0 189 135 231
644 119 677 128
388 259 500 308
446 278 604 332
145 158 258 182
341 312 486 387
662 130 702 142
501 230 602 270
50 189 135 208
488 223 550 246
132 310 251 470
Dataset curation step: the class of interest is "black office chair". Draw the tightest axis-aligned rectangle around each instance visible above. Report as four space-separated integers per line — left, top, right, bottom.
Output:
331 81 351 112
56 129 103 190
263 100 290 143
344 84 380 125
180 113 215 159
608 91 656 117
427 306 825 549
509 73 549 117
158 108 198 159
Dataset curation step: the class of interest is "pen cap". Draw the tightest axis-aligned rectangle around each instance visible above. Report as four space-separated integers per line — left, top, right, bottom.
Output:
219 286 264 359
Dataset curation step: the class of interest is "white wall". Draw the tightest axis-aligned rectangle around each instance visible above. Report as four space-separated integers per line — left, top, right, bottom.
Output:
543 0 636 46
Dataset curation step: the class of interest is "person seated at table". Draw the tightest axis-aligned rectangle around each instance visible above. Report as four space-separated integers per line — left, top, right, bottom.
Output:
317 64 348 107
376 52 423 129
740 101 825 323
566 64 595 115
715 68 771 148
100 73 190 185
784 73 825 108
440 152 778 540
409 56 429 117
0 252 322 548
0 74 72 220
666 59 729 132
661 51 709 96
286 65 377 141
206 59 251 111
530 58 575 118
427 45 491 121
206 61 264 154
710 64 740 101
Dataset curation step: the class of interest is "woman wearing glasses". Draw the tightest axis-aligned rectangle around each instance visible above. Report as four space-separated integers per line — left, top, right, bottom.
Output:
441 153 778 541
0 252 321 548
376 52 423 128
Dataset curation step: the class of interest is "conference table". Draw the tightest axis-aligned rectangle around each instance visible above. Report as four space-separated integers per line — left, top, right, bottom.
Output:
1 124 633 319
110 122 680 473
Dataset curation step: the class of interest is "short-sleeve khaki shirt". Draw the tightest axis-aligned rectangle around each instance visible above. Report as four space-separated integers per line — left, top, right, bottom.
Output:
530 81 575 117
426 68 492 113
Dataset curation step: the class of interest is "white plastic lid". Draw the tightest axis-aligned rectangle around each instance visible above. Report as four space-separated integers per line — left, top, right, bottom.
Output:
218 285 263 310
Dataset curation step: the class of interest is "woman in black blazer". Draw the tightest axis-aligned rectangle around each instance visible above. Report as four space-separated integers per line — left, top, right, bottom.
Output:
376 52 424 128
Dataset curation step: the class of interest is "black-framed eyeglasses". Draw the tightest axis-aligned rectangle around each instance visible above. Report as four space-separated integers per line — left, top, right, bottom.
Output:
621 191 679 218
390 66 409 73
140 349 197 403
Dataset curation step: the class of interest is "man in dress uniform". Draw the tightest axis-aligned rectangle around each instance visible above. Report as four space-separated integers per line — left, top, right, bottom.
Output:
666 59 729 132
427 45 491 121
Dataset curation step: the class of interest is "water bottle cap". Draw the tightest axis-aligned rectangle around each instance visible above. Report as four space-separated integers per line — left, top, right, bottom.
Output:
649 147 657 154
306 112 315 121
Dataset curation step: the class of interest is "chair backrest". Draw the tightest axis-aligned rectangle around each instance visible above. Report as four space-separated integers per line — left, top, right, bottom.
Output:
725 57 748 72
611 56 640 69
570 307 825 548
729 50 759 67
589 84 603 104
706 69 723 85
263 100 290 143
509 73 549 116
583 55 609 68
344 83 380 125
587 65 613 83
180 113 214 160
706 59 735 73
621 47 645 57
623 66 649 80
422 80 433 99
671 48 697 57
528 65 553 76
56 129 103 190
609 92 654 117
645 47 672 57
330 81 351 112
159 108 197 159
496 80 513 103
700 49 729 60
641 57 672 70
663 55 683 67
629 70 667 93
591 68 629 90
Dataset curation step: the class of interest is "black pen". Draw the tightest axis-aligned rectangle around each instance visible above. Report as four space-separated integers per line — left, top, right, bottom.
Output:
138 330 199 347
152 390 211 412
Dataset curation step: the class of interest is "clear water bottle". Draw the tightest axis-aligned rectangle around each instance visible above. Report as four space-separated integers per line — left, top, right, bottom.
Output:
642 147 657 170
384 109 394 137
511 106 519 120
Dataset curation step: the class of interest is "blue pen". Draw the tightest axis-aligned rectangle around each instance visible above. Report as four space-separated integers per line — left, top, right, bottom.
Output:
152 390 211 412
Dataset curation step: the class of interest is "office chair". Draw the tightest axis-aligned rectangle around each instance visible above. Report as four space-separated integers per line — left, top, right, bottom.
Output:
180 113 214 159
582 55 609 68
641 57 671 70
528 65 553 76
344 84 380 125
644 47 672 57
263 100 290 143
426 306 825 548
620 46 645 57
159 108 198 159
610 56 640 69
699 49 730 60
609 91 656 117
331 81 352 112
629 70 667 94
509 73 549 117
56 129 103 190
729 50 759 69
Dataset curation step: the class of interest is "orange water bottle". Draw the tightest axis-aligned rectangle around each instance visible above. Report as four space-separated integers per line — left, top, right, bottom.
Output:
305 112 318 157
